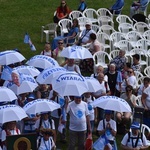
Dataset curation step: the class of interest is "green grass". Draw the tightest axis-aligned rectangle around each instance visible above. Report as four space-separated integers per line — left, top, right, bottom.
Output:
0 0 150 149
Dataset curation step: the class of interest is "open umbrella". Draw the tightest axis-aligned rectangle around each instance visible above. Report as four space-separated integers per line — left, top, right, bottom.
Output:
3 73 38 95
85 77 103 92
26 55 59 69
91 96 132 112
23 99 61 115
0 50 25 65
60 45 93 59
0 105 27 123
52 72 89 96
12 65 40 77
36 67 66 84
0 86 17 102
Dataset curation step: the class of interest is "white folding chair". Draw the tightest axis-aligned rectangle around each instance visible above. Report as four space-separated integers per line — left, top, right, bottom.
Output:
93 51 111 70
110 32 125 50
109 50 120 61
96 8 113 19
41 23 57 42
134 71 144 80
98 16 114 27
58 19 72 36
118 23 135 36
100 25 116 36
134 22 150 35
83 8 99 24
96 32 111 53
91 24 100 33
141 124 150 146
125 30 143 48
77 17 88 32
116 14 133 25
144 66 150 77
136 95 144 107
69 10 83 20
143 30 150 41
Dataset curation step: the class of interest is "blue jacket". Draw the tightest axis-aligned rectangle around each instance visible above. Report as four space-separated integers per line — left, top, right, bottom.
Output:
111 0 124 10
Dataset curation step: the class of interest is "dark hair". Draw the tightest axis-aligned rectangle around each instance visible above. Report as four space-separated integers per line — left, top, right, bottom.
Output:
126 62 131 68
143 77 150 83
125 85 133 91
72 18 79 28
132 54 140 61
90 33 97 41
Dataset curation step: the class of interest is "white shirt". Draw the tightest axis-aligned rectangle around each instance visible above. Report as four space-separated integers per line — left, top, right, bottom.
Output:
143 86 150 109
121 132 148 148
64 64 81 74
67 100 89 131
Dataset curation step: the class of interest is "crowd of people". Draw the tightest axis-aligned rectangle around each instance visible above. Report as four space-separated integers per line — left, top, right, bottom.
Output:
0 0 150 150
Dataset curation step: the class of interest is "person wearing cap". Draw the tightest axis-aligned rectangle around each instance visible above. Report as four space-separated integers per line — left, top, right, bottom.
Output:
121 121 149 149
67 95 91 150
37 128 56 150
77 20 96 45
97 110 117 149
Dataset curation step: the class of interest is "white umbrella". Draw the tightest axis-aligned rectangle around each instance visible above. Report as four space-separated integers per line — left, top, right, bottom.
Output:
36 67 66 84
0 86 17 102
60 45 93 59
23 99 61 115
91 96 132 112
12 65 40 77
52 72 89 96
3 73 38 95
0 105 27 124
26 55 59 69
0 50 26 65
85 77 103 92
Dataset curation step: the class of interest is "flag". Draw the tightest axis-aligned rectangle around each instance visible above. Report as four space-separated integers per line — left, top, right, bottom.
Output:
1 65 12 81
24 33 30 44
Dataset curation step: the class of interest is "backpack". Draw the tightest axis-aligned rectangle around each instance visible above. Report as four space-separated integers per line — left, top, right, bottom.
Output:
127 132 143 148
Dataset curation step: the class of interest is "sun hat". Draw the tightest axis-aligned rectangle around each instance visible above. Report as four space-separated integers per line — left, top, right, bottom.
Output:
130 121 140 129
85 20 92 26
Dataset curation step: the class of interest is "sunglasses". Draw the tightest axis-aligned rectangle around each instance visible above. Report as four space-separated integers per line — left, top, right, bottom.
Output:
58 42 63 44
127 71 133 73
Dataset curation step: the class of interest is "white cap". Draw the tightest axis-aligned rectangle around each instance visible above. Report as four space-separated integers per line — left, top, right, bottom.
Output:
85 20 92 26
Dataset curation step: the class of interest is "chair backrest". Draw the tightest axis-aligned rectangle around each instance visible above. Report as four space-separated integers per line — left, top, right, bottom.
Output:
100 25 116 36
109 50 120 60
143 30 150 40
118 23 135 35
144 66 150 76
93 51 110 64
98 16 114 27
83 8 98 19
134 22 150 35
125 31 142 42
69 10 83 20
96 32 110 44
135 39 150 51
96 8 113 19
141 124 150 135
77 17 89 32
91 24 100 33
116 15 133 25
134 71 144 80
136 95 144 107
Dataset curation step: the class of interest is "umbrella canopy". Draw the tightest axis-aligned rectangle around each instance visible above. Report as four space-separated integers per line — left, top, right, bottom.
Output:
0 50 26 65
0 105 27 123
12 65 40 77
36 67 66 84
23 99 61 115
52 72 89 96
0 86 17 102
26 55 59 69
85 77 103 92
91 96 132 112
3 73 38 95
60 45 93 59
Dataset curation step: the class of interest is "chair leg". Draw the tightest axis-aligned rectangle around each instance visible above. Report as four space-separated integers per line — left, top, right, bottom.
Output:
45 33 49 43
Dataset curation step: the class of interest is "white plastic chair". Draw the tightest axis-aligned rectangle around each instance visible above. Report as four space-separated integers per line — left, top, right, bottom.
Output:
41 23 57 42
136 95 144 107
69 10 83 20
91 24 100 33
96 8 113 19
134 22 150 35
134 71 144 80
100 25 116 36
98 16 114 27
144 66 150 77
110 32 125 50
93 51 111 69
141 124 150 146
96 32 111 53
117 40 133 57
130 48 148 69
118 23 135 36
83 8 99 24
137 76 147 86
135 39 150 53
116 14 133 25
143 30 150 41
125 31 143 48
109 50 120 60
58 19 72 36
77 17 88 32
